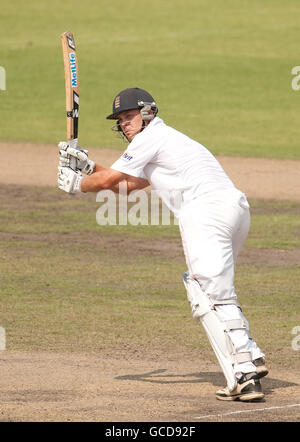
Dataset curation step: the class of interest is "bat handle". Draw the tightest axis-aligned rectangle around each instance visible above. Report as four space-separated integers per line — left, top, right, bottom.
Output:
68 138 79 170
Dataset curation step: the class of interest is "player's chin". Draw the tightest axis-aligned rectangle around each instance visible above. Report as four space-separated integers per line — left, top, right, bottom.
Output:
124 131 134 142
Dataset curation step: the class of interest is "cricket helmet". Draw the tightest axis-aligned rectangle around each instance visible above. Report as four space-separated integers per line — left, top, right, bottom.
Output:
106 87 158 120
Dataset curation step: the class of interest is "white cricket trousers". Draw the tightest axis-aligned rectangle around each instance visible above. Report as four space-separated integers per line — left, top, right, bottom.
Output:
179 188 264 375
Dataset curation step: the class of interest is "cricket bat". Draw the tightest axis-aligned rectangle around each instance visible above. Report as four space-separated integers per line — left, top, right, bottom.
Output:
61 31 80 170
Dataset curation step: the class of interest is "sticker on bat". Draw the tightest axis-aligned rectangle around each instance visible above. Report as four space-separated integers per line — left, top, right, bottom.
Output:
73 91 79 138
69 53 78 87
66 92 79 118
67 36 76 50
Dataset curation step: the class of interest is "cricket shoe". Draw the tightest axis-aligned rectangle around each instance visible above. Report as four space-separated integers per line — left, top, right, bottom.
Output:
216 372 264 402
253 357 269 379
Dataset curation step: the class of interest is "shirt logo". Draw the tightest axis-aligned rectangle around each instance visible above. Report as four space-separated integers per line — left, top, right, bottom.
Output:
121 152 133 162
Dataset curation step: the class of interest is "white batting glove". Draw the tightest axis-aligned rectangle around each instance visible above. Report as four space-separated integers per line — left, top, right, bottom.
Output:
57 166 83 194
58 141 95 175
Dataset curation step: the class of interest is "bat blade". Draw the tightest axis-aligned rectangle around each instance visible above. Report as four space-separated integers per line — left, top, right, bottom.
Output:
61 31 80 169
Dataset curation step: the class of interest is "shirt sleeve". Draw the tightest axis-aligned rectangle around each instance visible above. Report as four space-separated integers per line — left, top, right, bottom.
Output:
110 128 159 178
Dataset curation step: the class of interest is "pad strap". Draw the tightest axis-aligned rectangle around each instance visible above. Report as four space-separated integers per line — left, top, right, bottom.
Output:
214 299 241 309
224 319 252 364
225 319 246 331
232 352 253 364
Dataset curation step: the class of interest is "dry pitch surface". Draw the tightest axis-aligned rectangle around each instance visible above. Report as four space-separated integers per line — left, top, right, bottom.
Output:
0 142 299 422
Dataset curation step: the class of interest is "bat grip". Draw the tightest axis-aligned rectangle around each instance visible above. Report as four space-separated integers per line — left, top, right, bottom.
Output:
68 138 79 171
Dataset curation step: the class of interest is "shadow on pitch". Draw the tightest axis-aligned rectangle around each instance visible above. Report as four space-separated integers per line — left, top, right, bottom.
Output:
115 369 298 392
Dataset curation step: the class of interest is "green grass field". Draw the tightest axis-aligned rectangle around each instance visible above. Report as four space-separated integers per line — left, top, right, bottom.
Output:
0 1 299 378
0 186 299 369
1 0 300 158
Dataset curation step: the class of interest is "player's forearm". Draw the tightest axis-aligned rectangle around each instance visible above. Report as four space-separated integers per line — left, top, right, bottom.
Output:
80 167 149 194
93 163 106 173
89 164 118 190
80 170 117 193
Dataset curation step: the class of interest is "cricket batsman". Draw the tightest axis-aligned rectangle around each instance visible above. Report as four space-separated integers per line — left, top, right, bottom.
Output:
57 87 268 401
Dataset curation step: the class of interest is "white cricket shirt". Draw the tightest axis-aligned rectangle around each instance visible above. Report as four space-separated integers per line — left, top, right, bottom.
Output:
110 117 235 217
